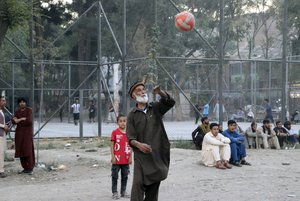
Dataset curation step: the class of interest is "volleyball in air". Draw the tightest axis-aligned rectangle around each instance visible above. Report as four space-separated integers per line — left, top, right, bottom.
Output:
175 11 195 32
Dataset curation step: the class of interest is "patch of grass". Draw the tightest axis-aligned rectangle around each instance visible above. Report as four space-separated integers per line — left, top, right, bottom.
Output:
33 137 110 150
170 140 195 149
96 137 111 148
37 142 59 150
33 137 197 150
79 145 86 149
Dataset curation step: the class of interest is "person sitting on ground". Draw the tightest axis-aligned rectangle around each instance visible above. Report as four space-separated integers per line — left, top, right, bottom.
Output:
191 117 210 150
235 123 249 148
222 120 251 167
257 119 280 149
245 121 263 149
201 123 232 169
273 120 292 149
245 105 254 122
291 110 300 123
282 121 299 147
231 108 245 122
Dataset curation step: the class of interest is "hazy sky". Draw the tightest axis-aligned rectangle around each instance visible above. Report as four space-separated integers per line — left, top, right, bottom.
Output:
51 0 72 4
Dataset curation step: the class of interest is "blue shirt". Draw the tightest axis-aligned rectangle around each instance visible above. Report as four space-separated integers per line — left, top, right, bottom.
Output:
222 129 245 144
265 104 272 117
203 104 209 115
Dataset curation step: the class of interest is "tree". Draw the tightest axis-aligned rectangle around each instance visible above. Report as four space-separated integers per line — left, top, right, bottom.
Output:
259 0 279 59
0 0 29 47
289 0 300 55
246 1 262 59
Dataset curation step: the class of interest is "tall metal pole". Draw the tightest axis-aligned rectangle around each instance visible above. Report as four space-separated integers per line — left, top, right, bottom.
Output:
196 66 199 103
97 2 102 137
268 62 271 100
79 90 83 140
12 61 15 112
68 61 71 123
254 62 257 114
250 62 254 107
218 0 224 125
121 0 127 115
154 0 157 24
36 62 44 164
29 0 35 143
281 0 288 122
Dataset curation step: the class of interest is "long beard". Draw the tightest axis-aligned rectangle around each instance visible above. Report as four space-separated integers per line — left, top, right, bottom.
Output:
136 94 148 104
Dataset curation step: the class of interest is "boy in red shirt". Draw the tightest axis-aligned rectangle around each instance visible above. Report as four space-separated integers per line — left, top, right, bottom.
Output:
111 114 132 199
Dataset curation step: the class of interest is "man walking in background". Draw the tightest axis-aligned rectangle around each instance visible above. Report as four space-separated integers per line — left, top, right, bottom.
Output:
263 99 274 123
203 102 209 117
71 98 80 125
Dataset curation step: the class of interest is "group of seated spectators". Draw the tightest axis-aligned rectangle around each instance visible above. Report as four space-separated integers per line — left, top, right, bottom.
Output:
245 120 299 149
192 117 300 170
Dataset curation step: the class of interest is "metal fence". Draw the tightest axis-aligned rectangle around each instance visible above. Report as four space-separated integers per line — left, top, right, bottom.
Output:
1 57 300 125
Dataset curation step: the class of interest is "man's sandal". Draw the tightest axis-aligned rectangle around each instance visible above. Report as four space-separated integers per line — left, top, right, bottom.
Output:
241 160 251 166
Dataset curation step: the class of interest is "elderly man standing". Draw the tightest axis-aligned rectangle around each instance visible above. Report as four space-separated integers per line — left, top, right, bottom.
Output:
12 98 35 175
126 80 175 201
201 123 232 169
0 96 9 178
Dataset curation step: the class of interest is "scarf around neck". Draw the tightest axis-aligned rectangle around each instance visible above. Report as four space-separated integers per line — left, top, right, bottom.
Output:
200 123 210 134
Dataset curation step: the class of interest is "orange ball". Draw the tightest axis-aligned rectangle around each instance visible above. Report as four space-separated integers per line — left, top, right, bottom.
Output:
175 11 195 32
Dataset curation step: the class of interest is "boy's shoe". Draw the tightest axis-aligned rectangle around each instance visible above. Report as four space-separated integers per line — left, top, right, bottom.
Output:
112 192 120 200
18 169 33 175
121 191 130 198
18 169 26 174
27 170 33 175
0 172 7 178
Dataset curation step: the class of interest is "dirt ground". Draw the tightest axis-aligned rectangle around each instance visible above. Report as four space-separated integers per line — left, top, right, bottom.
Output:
0 139 299 201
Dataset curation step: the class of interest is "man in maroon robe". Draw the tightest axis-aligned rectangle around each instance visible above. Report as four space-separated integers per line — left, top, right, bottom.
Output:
12 98 35 174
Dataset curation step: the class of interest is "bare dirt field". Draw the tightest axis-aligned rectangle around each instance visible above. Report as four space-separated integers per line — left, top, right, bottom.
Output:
0 139 299 201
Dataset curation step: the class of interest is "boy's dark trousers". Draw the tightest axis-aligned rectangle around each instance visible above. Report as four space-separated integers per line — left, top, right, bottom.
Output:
111 164 129 193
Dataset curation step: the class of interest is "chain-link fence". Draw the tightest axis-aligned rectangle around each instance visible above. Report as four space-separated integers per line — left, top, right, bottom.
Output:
1 57 300 124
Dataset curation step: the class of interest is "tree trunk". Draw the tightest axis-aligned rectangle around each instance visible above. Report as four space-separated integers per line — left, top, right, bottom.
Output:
0 0 7 44
77 30 91 89
173 87 183 121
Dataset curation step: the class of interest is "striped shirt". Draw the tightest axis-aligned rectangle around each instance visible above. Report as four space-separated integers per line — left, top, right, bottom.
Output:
71 103 80 114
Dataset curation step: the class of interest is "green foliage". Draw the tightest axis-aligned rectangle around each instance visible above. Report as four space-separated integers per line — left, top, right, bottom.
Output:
289 0 300 55
0 25 30 89
170 140 195 149
2 0 30 28
1 0 300 115
96 137 111 148
37 142 60 150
